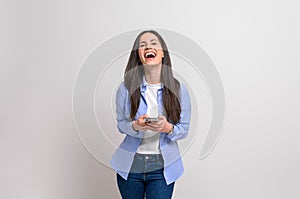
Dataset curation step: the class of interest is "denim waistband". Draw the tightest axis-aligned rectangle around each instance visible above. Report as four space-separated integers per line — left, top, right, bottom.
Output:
130 153 164 173
134 153 163 162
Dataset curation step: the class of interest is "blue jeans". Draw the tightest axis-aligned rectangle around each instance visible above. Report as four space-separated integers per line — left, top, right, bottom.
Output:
117 153 175 199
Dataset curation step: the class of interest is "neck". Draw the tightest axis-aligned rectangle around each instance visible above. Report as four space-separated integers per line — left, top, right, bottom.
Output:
143 65 161 84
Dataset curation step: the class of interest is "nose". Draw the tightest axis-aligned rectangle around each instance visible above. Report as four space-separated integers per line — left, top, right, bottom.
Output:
145 45 153 50
144 42 153 50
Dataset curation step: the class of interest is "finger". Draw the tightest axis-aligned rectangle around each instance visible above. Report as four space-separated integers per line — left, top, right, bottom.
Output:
143 114 150 118
141 126 149 131
158 115 166 120
137 119 147 126
147 123 159 129
146 123 156 128
156 120 164 126
136 118 143 124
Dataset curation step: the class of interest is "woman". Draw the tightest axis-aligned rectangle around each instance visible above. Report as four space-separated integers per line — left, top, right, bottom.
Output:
111 30 191 199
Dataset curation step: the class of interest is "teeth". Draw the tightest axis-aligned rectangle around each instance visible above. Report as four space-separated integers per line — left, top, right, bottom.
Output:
145 52 156 58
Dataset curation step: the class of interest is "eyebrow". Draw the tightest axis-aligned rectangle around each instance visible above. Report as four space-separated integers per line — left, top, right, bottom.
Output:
139 39 159 44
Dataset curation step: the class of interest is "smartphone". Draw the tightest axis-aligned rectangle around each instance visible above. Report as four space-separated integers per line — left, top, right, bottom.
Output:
144 118 159 123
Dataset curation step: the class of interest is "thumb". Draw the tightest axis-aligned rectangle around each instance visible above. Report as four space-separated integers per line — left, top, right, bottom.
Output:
158 115 166 120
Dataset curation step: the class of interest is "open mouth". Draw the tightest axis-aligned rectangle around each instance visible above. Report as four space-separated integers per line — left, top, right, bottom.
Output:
144 51 156 58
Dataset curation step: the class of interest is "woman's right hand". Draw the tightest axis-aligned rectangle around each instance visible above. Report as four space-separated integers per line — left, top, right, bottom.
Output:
132 114 149 131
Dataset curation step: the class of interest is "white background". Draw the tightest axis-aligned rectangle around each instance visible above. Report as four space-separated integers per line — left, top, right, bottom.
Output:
1 0 300 198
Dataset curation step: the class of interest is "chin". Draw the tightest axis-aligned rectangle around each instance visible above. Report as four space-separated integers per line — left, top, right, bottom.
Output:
142 59 162 66
143 63 161 66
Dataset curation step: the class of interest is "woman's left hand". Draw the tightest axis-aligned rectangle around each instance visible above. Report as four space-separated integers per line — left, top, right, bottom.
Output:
146 115 173 133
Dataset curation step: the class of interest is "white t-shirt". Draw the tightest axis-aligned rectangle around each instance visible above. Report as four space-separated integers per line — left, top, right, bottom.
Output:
136 82 162 154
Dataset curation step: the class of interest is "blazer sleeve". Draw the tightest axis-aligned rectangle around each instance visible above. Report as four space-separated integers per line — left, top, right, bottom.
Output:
115 82 143 138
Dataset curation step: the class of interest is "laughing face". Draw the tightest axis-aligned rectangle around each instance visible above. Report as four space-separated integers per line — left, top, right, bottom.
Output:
138 32 164 66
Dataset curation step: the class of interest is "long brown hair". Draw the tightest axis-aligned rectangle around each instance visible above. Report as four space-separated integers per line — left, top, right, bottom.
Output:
124 30 181 124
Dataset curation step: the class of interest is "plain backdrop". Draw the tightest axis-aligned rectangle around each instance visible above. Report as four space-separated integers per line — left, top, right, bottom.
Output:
1 0 300 198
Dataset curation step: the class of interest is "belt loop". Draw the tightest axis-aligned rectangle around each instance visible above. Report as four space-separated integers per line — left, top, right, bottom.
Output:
156 154 162 162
